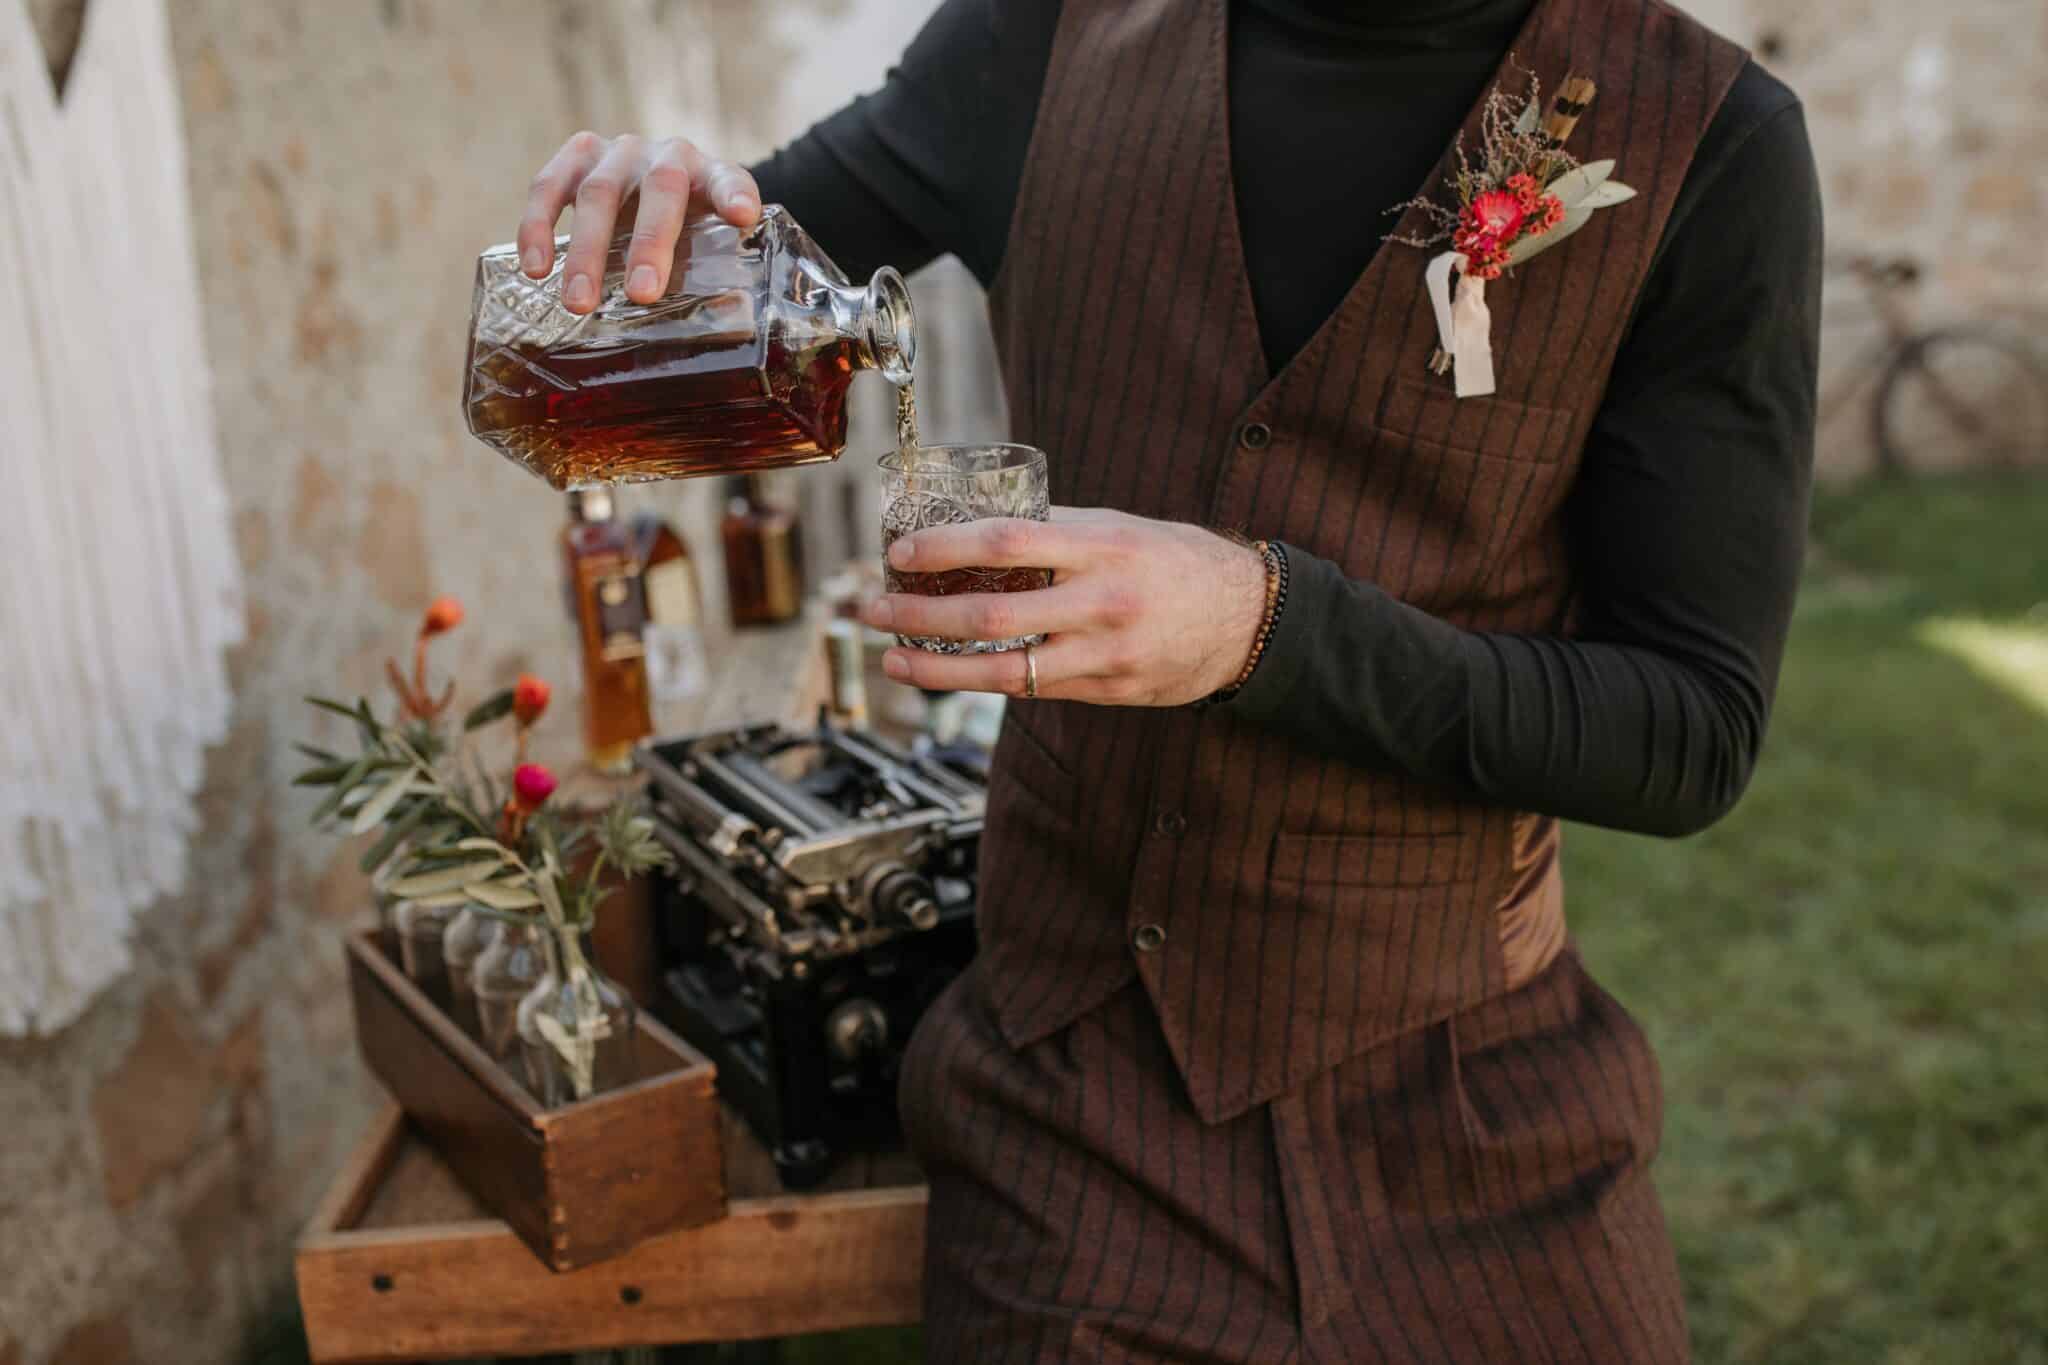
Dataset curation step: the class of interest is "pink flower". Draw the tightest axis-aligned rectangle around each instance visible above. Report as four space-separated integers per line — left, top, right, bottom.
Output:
513 763 558 811
1466 189 1528 241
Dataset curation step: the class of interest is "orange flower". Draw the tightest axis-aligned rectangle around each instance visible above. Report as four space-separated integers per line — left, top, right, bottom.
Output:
513 674 552 727
420 596 465 637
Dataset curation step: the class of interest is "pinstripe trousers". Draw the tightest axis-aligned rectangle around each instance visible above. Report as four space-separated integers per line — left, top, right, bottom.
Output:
900 947 1685 1363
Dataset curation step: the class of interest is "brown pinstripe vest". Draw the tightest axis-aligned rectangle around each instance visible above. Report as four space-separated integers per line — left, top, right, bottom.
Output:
975 0 1746 1124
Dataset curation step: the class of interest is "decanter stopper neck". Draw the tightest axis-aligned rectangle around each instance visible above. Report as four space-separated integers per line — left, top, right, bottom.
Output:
859 266 916 387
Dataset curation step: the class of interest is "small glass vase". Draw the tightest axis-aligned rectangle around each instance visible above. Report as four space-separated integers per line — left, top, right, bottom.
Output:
391 898 456 1006
474 918 547 1065
517 926 638 1107
441 904 499 1039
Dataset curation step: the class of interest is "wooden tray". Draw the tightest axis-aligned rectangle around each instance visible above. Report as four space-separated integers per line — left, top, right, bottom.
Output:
346 926 725 1271
296 1104 926 1362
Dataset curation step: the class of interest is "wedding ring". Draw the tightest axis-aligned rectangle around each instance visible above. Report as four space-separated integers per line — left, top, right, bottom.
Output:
1023 644 1039 701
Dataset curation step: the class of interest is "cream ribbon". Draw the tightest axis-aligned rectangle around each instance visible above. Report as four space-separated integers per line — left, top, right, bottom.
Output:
1425 251 1497 399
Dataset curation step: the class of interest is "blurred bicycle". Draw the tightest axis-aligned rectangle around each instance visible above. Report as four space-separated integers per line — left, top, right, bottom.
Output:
1818 253 2048 476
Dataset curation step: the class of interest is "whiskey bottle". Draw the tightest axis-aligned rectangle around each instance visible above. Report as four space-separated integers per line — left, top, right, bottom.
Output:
721 474 806 627
631 512 709 702
562 488 653 772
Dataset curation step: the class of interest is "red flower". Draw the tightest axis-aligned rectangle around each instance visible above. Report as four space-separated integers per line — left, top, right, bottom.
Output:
1506 173 1545 212
1452 226 1513 282
1465 189 1528 242
1463 243 1511 282
1540 194 1567 230
513 763 558 811
420 596 464 637
513 674 552 727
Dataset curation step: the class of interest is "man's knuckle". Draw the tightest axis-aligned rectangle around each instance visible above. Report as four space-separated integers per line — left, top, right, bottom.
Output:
976 600 1015 639
642 163 692 197
577 174 623 202
567 130 605 156
990 522 1034 559
1099 586 1140 626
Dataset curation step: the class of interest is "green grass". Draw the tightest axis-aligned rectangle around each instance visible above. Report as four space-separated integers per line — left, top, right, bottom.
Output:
1567 471 2048 1364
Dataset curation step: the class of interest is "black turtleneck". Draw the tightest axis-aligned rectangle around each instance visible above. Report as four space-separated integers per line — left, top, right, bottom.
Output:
753 0 1822 838
1231 0 1537 367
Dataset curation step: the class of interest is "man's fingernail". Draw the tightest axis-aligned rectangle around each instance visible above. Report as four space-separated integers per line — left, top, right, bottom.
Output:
888 537 914 568
883 652 910 681
627 265 658 297
563 274 595 310
727 188 757 209
865 598 893 629
521 246 546 275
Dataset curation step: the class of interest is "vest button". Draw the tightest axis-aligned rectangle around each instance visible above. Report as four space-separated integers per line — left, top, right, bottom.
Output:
1133 923 1167 953
1238 421 1272 451
1154 810 1187 837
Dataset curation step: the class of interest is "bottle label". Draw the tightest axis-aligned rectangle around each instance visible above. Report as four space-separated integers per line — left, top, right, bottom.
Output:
825 619 868 725
645 623 709 702
760 521 801 620
644 558 701 627
596 569 648 662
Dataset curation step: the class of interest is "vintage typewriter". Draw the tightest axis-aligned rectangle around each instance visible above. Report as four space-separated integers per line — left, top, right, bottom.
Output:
636 716 983 1188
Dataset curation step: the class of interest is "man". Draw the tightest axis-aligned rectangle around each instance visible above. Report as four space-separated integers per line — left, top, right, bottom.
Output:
517 0 1820 1358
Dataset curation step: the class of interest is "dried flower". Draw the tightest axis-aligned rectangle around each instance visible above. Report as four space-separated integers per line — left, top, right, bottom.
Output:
513 674 552 727
420 596 465 638
1466 189 1528 242
1506 173 1544 212
388 594 463 722
513 763 558 811
1459 240 1513 282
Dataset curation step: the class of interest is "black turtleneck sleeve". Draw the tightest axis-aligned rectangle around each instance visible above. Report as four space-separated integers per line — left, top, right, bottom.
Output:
753 0 1823 840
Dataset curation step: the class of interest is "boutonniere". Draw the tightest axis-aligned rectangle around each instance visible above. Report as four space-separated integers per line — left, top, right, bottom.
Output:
1390 69 1637 398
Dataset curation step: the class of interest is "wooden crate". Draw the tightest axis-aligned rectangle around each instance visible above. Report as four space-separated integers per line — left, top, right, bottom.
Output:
345 927 725 1271
296 1104 926 1362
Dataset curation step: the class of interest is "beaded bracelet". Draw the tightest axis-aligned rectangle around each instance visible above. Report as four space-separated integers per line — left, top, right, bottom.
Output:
1198 540 1289 708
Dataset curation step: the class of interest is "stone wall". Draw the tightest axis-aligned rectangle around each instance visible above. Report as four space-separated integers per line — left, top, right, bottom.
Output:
1687 0 2048 473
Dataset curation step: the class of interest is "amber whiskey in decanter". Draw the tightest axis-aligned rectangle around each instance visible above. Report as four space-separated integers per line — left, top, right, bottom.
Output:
464 207 916 490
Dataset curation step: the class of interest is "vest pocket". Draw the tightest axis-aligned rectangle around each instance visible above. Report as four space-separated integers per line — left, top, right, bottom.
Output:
1335 382 1581 610
1269 831 1465 889
1376 377 1575 466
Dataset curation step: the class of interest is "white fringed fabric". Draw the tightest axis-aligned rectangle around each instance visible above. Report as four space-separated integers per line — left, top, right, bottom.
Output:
1 0 244 1034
